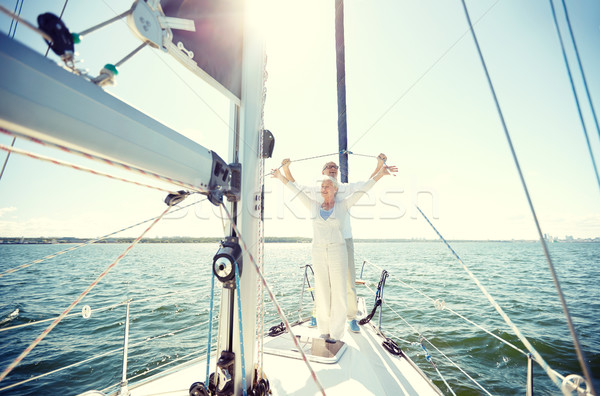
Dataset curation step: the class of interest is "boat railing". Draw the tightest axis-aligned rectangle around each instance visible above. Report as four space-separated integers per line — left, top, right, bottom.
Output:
0 289 214 394
357 257 586 395
297 263 315 322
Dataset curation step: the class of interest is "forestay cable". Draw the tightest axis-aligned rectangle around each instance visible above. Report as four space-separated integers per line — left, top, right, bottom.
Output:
0 204 173 383
460 1 595 392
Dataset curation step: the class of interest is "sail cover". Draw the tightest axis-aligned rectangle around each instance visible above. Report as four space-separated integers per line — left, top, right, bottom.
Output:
162 0 243 100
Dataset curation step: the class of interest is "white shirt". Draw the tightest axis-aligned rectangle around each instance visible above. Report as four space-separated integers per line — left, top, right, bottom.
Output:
292 181 367 239
286 179 376 245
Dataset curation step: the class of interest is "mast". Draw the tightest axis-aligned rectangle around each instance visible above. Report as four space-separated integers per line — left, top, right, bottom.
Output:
335 0 349 183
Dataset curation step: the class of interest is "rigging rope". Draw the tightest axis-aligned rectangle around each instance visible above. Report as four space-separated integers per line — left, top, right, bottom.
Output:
0 0 23 182
205 269 216 386
460 1 595 392
0 142 178 194
234 261 248 396
550 0 600 192
0 198 203 278
0 128 202 192
266 150 383 177
0 204 173 383
219 203 327 396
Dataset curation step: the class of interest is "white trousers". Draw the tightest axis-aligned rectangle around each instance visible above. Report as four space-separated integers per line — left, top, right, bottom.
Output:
312 243 348 340
345 238 357 320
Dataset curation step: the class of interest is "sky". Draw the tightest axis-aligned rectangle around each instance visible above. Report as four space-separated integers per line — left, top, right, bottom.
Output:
0 0 599 241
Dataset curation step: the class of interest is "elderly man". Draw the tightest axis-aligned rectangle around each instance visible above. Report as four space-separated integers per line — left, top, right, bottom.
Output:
281 153 395 333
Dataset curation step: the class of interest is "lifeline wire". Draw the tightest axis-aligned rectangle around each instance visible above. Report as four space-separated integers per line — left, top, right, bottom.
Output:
550 0 600 192
420 341 457 396
417 204 561 389
0 128 201 192
362 258 569 391
0 143 177 194
0 198 203 278
362 258 529 357
0 288 206 333
0 204 173 383
219 203 327 396
460 1 595 392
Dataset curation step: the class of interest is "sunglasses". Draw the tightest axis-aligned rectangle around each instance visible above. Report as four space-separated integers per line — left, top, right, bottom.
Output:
323 164 339 171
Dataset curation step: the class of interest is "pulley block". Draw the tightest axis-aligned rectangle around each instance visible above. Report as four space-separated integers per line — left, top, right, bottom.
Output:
37 13 74 57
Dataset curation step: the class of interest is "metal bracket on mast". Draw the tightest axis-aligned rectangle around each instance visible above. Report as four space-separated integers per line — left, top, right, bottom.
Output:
127 0 195 52
205 152 241 206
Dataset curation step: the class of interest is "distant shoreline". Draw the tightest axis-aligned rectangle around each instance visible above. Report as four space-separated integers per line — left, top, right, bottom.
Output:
1 237 598 244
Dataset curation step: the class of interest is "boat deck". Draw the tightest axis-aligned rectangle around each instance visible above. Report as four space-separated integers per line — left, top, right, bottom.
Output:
262 311 441 395
123 299 441 396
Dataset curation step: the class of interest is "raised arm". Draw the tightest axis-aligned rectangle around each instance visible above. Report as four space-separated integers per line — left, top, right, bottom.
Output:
281 158 295 183
345 165 396 208
272 168 313 209
369 153 387 179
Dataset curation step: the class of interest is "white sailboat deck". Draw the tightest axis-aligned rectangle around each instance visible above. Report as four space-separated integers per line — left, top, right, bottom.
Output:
126 298 441 396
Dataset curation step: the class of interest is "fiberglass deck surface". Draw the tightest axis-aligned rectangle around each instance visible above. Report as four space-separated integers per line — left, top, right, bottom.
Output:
124 299 441 396
263 318 442 396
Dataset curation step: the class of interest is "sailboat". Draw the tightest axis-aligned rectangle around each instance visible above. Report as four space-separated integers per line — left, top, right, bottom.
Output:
0 0 597 395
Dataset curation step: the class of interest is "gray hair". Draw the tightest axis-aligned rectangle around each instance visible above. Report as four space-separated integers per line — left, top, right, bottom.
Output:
322 175 339 190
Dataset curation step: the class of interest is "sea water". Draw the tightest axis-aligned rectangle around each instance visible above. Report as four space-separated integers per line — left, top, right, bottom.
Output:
0 242 598 395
